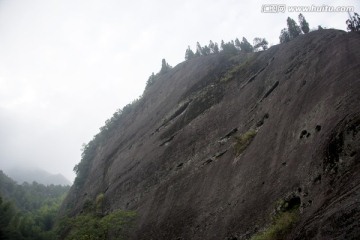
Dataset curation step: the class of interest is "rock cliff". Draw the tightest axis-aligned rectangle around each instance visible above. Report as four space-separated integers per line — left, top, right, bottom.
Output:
61 29 360 239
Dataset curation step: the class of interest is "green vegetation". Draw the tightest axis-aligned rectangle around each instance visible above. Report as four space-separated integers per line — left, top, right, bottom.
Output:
346 12 360 32
221 40 239 55
287 17 302 39
250 197 300 240
160 58 172 74
57 210 136 240
220 64 243 83
185 46 195 60
250 209 299 240
253 38 269 52
146 72 156 88
298 13 310 34
234 129 257 156
145 58 172 90
238 37 254 53
73 53 176 190
185 36 268 60
57 193 136 240
0 175 136 240
0 170 70 240
280 14 310 43
73 96 144 188
214 51 258 83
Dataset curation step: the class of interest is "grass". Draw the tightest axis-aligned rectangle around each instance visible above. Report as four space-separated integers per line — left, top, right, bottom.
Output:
250 197 301 240
220 55 255 83
234 129 257 156
220 64 243 82
250 209 299 240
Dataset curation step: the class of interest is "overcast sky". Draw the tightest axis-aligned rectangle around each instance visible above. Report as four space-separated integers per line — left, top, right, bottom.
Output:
0 0 358 182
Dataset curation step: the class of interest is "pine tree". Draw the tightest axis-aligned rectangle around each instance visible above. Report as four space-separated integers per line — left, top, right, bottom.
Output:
253 37 268 51
279 28 291 43
160 59 171 74
298 13 310 34
185 46 195 60
213 43 219 53
239 37 253 53
146 72 156 89
220 40 225 51
195 49 201 57
287 17 302 39
346 12 360 32
235 38 241 50
201 45 211 56
209 40 215 53
196 42 202 56
221 41 238 54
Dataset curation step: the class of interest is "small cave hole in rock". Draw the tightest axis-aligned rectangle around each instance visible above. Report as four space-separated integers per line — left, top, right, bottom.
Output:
298 187 302 193
315 125 322 132
177 163 184 168
256 119 264 127
300 130 308 139
313 174 322 184
285 196 301 211
256 113 270 127
282 162 287 166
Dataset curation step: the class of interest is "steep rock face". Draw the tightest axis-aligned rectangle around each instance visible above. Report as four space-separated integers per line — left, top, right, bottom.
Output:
62 30 360 239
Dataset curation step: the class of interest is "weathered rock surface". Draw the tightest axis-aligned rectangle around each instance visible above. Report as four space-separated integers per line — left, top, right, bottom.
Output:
62 29 360 239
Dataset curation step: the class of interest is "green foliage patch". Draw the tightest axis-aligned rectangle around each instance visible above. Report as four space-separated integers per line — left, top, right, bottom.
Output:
251 196 301 240
58 210 136 240
57 193 136 240
234 129 257 156
0 171 70 240
220 55 256 83
250 209 299 240
73 97 143 188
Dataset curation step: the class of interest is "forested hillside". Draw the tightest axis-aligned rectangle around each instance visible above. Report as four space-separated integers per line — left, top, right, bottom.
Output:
0 170 69 240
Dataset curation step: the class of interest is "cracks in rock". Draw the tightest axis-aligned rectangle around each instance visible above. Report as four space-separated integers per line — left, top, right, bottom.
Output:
160 134 176 147
240 56 275 90
260 81 279 102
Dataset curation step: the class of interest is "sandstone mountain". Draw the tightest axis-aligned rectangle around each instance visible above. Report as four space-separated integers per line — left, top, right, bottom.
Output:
61 29 360 239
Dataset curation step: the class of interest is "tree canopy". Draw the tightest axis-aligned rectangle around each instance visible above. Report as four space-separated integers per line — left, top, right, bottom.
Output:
287 17 302 39
298 13 310 34
253 37 269 51
279 14 310 43
239 37 254 53
0 171 70 240
184 36 264 60
346 12 360 32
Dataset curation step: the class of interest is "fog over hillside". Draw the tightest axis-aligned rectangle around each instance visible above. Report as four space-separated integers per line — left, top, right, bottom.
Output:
4 167 71 186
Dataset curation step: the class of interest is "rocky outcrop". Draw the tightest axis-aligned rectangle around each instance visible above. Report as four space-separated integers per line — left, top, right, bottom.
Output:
61 29 360 239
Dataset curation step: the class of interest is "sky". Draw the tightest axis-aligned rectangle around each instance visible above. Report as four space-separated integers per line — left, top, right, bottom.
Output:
0 0 358 182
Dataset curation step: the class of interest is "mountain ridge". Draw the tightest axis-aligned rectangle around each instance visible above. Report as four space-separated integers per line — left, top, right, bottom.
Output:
5 167 71 186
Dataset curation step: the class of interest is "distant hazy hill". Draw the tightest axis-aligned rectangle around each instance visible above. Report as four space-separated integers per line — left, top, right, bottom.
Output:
5 168 71 186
